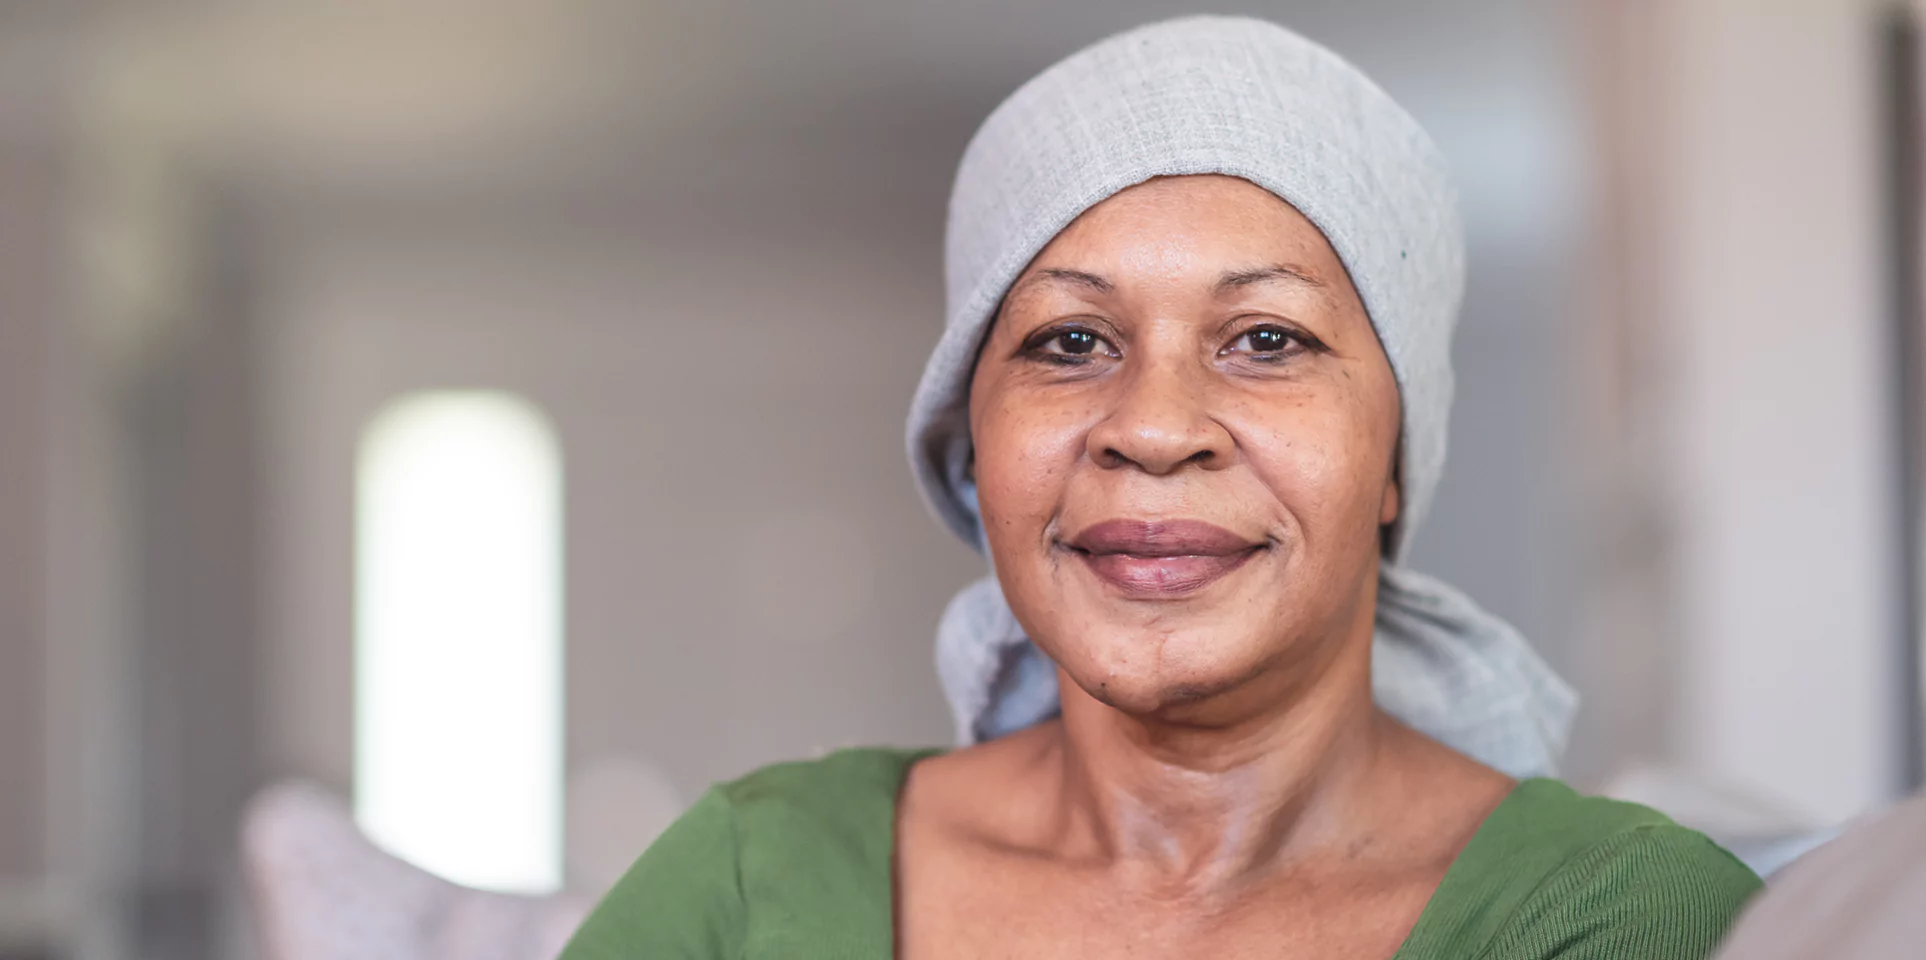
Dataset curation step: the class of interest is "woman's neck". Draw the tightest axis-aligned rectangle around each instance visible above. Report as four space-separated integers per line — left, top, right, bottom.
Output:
1041 640 1395 895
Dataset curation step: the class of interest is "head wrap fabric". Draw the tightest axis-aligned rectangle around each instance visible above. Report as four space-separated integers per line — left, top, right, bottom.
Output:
908 15 1576 777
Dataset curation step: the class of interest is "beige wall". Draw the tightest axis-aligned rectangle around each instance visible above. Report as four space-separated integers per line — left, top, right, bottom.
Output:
256 200 982 802
0 132 52 884
1625 0 1905 821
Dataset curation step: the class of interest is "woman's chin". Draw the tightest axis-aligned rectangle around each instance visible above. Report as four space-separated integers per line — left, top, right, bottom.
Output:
1052 633 1266 716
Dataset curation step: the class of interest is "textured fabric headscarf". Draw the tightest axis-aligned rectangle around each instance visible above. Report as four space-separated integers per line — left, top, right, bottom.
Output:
906 15 1576 777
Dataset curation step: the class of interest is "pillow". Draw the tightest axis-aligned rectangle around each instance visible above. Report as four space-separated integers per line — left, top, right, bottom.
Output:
241 781 589 960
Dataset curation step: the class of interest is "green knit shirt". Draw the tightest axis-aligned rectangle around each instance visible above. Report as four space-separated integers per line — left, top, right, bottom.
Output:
562 748 1761 959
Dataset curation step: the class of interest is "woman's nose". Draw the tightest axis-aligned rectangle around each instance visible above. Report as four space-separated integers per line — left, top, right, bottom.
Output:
1084 361 1235 475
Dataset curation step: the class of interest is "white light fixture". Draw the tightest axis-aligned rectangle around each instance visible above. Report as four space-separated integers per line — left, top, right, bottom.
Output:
354 390 563 893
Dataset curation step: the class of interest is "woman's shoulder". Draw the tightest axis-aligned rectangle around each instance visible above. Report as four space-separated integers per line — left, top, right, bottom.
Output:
560 746 938 959
721 744 938 811
716 745 938 854
1486 778 1709 846
1403 778 1764 959
1491 778 1761 890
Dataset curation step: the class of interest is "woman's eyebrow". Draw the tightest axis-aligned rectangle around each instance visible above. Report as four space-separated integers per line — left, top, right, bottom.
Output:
1016 267 1115 296
1216 264 1325 294
1009 264 1322 302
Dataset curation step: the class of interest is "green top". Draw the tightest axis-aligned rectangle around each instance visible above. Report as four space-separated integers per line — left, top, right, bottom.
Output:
562 748 1762 959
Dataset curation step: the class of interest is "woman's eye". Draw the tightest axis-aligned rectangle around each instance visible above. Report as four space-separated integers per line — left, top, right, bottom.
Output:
1055 331 1100 354
1031 328 1117 360
1228 325 1302 358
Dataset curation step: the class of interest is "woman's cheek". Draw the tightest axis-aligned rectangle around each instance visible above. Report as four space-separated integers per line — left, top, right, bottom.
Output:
980 394 1088 507
1239 410 1377 544
975 404 1054 545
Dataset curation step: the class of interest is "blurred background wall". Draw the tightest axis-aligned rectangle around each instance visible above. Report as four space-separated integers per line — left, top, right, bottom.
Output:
0 0 1919 958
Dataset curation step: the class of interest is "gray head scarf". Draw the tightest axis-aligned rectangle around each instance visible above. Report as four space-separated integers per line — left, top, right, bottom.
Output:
906 15 1576 777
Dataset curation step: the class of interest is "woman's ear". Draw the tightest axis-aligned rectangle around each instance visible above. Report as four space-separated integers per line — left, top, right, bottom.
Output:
1378 471 1401 527
1377 474 1402 558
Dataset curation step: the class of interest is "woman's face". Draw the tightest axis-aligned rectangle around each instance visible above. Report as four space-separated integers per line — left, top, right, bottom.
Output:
968 174 1402 719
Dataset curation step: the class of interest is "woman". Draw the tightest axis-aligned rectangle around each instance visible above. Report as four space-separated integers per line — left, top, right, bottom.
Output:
564 16 1759 959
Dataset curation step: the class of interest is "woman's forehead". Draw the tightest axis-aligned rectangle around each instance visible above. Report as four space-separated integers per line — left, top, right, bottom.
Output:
1027 176 1347 283
1002 176 1355 313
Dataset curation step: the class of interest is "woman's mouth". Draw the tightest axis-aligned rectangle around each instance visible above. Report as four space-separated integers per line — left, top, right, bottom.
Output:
1062 519 1266 599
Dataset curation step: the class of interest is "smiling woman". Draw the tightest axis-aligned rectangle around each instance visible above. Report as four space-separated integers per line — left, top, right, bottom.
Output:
561 15 1760 960
967 177 1402 723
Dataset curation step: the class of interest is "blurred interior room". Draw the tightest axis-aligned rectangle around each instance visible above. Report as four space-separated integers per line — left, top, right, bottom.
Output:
1 0 1923 957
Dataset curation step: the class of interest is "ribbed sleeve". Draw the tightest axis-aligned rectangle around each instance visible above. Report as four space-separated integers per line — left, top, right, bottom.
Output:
1397 779 1763 958
1476 825 1762 959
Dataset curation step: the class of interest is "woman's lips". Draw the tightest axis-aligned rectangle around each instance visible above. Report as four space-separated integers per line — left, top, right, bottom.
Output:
1063 519 1265 598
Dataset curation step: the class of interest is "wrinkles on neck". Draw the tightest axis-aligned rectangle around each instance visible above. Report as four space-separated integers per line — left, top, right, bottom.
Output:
1039 627 1389 898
